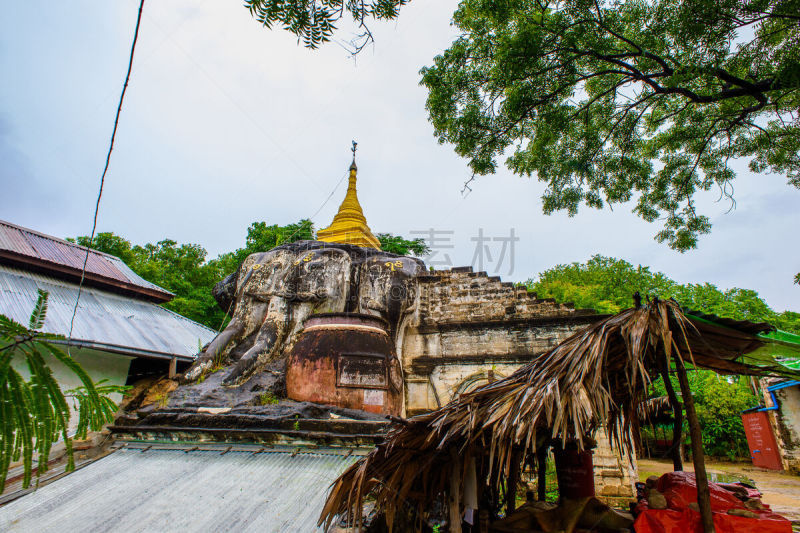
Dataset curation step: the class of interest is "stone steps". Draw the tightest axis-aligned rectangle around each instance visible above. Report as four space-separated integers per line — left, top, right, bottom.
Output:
418 266 595 325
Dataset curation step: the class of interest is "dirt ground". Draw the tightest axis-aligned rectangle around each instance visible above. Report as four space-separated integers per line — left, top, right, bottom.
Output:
638 458 800 522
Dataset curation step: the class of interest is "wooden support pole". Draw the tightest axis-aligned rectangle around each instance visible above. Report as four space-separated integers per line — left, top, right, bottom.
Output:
659 365 683 471
537 445 547 502
169 356 177 379
674 357 715 533
505 450 520 516
478 510 489 533
449 450 461 533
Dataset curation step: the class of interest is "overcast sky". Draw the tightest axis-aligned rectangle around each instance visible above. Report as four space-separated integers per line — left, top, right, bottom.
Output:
2 1 798 311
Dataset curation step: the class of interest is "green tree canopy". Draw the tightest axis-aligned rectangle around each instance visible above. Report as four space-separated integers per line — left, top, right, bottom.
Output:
244 0 409 51
212 219 316 276
525 255 800 333
649 368 758 460
376 233 431 256
421 0 799 251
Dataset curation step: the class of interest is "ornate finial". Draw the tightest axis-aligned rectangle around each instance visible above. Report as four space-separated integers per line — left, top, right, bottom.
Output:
317 139 380 249
350 140 358 170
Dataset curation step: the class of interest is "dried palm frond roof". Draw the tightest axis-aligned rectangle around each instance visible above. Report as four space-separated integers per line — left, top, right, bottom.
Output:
637 395 673 423
319 299 795 530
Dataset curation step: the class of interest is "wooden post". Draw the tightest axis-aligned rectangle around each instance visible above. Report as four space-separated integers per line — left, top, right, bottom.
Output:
505 450 520 516
478 510 489 533
659 365 683 471
537 445 547 501
674 356 715 533
169 356 177 379
449 449 461 533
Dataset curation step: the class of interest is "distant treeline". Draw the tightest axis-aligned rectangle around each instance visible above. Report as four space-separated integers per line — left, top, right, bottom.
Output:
525 255 800 335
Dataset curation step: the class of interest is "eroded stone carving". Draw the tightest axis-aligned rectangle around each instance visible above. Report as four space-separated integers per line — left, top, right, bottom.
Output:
184 241 422 386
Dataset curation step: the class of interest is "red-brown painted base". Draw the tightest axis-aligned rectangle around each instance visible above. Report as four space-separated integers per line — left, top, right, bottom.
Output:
286 313 402 416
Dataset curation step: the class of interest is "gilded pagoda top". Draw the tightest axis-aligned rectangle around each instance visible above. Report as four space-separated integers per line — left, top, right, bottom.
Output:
316 142 381 250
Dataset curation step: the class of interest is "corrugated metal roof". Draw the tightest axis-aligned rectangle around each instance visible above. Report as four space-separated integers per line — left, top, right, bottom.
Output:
0 265 215 359
685 309 775 335
0 220 172 301
0 446 359 532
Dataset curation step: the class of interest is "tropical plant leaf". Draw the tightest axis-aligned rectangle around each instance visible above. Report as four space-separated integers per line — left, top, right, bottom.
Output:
0 302 124 493
28 289 49 331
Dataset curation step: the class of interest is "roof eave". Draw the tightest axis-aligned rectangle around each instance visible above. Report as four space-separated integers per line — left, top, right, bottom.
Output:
0 251 173 303
50 338 196 363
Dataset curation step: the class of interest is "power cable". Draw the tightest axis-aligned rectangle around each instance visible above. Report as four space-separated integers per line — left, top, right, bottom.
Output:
211 167 349 335
68 0 146 349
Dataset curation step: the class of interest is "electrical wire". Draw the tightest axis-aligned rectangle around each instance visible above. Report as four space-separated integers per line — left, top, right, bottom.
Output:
210 167 350 335
68 0 146 349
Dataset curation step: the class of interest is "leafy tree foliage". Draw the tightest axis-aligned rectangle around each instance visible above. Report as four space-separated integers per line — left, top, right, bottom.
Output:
651 369 758 460
524 255 791 459
1 291 124 493
245 0 408 51
421 0 800 251
73 234 228 331
74 220 427 329
525 255 800 333
212 219 315 277
376 233 431 256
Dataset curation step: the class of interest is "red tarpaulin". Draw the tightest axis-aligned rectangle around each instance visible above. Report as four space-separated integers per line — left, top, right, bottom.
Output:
633 472 791 533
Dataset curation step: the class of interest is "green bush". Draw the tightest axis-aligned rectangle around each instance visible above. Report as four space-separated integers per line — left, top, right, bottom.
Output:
650 370 757 460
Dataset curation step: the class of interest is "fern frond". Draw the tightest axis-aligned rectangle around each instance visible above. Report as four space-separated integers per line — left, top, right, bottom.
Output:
0 314 28 338
28 289 49 331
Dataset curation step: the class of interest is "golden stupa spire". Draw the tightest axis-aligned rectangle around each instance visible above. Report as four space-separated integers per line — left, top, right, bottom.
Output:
316 142 382 249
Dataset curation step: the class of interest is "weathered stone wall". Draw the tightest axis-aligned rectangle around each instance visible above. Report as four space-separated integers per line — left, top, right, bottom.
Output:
762 380 800 473
593 430 638 507
401 266 599 413
400 266 637 503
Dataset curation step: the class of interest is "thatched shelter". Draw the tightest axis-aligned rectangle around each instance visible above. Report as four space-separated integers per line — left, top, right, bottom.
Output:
319 299 795 532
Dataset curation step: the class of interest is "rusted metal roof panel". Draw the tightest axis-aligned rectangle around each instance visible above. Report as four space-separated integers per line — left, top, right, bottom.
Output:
0 220 172 301
0 446 360 532
0 223 37 256
0 265 214 359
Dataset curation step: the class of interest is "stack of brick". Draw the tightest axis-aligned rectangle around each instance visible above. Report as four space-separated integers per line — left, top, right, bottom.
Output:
593 431 638 507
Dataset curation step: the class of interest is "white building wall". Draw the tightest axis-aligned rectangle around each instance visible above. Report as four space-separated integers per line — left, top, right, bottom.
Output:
11 347 132 434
